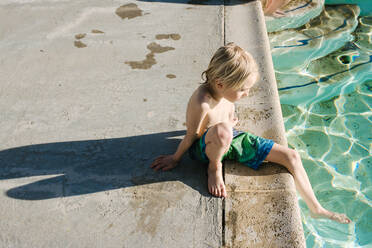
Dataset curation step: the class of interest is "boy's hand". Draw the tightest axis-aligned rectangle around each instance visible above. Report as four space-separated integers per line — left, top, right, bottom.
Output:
232 117 239 127
150 155 178 171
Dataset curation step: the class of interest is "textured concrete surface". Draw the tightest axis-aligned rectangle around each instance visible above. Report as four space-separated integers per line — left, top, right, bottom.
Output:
224 1 305 247
0 1 223 247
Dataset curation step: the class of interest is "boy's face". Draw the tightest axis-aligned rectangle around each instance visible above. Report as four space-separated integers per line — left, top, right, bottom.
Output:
222 73 258 102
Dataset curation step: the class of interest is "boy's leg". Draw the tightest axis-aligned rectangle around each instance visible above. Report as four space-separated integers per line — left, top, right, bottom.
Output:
265 143 351 224
204 122 232 198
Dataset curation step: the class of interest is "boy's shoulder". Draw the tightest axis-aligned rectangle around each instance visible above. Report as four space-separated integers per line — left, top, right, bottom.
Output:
189 85 214 110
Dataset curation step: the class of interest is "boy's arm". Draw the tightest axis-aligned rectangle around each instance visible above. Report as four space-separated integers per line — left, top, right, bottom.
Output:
151 100 208 171
173 101 209 162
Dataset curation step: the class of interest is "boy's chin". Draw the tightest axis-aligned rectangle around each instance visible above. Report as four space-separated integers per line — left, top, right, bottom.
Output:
225 97 239 103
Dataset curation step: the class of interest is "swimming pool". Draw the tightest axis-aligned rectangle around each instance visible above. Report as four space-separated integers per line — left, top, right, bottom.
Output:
269 5 372 247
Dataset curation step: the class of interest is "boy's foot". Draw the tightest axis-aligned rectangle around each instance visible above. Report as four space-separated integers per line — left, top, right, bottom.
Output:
310 208 351 224
207 166 227 198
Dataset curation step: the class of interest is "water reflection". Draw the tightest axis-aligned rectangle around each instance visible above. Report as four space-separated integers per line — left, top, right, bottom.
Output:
270 4 372 247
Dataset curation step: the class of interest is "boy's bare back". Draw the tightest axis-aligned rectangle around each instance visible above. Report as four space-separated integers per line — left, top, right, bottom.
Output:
186 85 237 138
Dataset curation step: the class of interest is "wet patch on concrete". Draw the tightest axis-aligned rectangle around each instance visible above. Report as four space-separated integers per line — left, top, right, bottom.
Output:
91 29 104 34
125 42 175 70
126 183 186 237
143 98 147 102
74 33 88 48
74 40 87 48
125 53 156 69
75 33 86 40
115 3 143 20
166 74 176 79
147 42 175 53
155 34 181 40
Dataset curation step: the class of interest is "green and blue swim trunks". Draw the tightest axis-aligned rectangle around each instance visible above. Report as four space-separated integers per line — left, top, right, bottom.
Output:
188 129 274 170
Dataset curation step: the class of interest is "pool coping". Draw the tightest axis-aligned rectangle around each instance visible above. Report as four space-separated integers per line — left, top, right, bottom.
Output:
224 1 306 246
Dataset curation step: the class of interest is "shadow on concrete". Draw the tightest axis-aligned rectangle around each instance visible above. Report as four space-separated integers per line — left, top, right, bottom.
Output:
0 130 211 200
138 0 255 6
227 161 289 176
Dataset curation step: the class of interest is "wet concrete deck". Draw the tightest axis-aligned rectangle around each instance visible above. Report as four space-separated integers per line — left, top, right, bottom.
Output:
0 0 304 247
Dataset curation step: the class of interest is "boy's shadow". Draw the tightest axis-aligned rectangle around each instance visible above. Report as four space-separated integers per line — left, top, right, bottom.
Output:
0 130 211 200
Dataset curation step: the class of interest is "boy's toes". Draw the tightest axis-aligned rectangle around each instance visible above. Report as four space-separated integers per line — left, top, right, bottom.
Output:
221 186 227 198
331 213 352 224
209 185 228 198
212 187 217 197
213 187 218 197
216 187 222 197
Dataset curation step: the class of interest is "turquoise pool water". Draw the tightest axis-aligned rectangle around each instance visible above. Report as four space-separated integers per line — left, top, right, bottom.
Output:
270 5 371 248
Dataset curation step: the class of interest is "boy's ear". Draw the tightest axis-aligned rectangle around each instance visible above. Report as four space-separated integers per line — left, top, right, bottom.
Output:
215 79 224 89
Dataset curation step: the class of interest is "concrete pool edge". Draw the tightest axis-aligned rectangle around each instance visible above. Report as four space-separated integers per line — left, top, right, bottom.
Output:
224 0 306 247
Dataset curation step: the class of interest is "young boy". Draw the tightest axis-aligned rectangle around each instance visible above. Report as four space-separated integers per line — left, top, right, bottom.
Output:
151 43 351 224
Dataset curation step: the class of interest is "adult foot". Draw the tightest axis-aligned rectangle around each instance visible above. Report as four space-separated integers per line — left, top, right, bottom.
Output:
207 165 227 198
310 208 351 224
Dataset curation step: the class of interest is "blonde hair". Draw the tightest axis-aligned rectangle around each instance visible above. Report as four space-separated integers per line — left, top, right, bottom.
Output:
201 42 258 90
